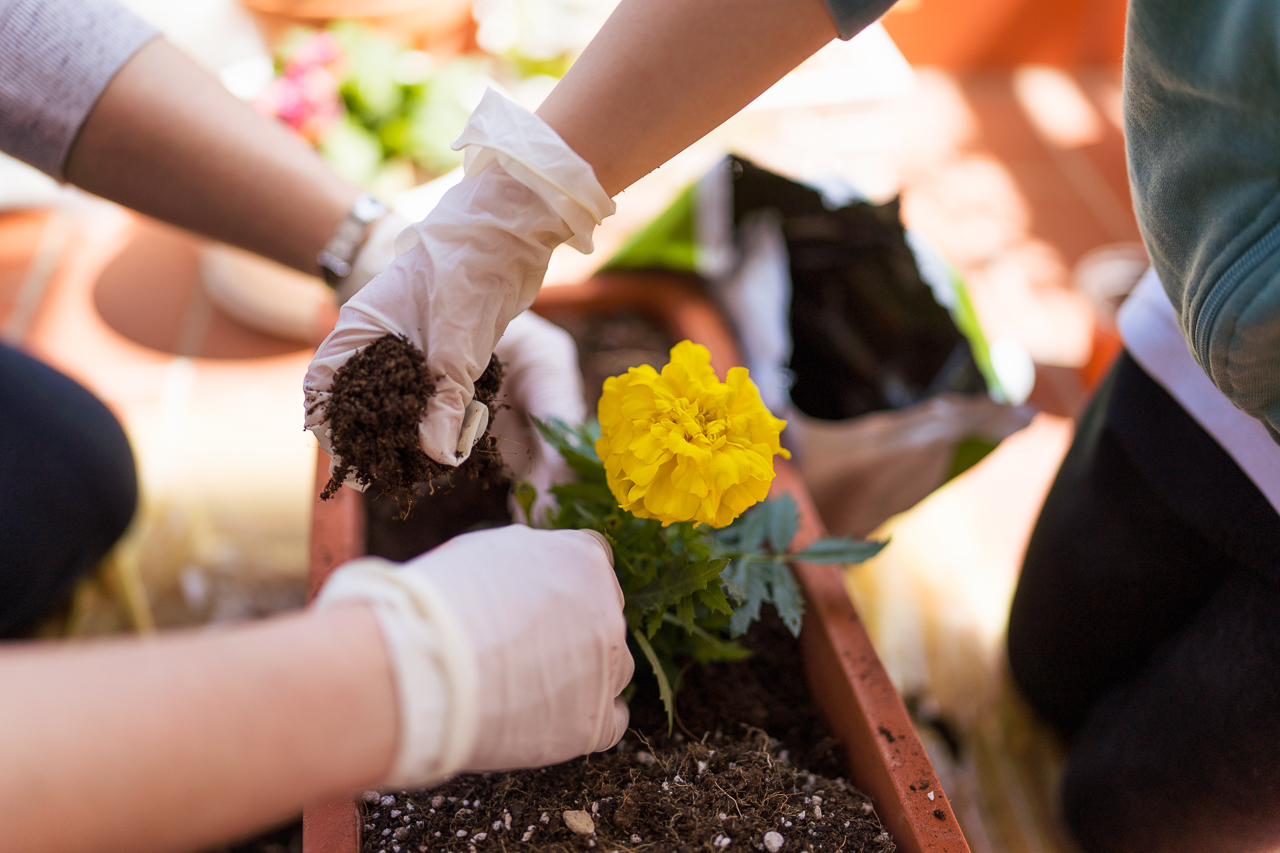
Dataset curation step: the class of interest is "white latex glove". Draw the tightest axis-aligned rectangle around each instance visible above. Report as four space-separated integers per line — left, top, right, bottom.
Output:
314 525 633 788
493 311 586 524
304 88 614 469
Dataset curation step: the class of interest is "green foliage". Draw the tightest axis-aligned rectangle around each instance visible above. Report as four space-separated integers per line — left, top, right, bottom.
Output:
533 418 884 728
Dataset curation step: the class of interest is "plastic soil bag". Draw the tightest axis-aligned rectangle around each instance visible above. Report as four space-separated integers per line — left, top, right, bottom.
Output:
605 156 1033 536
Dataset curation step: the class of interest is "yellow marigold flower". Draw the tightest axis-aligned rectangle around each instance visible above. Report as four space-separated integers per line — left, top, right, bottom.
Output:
596 340 790 528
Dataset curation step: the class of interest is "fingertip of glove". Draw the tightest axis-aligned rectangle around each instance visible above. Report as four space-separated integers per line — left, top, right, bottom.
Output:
577 529 614 568
600 698 630 752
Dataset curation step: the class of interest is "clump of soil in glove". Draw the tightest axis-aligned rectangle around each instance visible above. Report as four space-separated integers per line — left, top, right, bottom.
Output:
361 611 896 853
318 335 507 513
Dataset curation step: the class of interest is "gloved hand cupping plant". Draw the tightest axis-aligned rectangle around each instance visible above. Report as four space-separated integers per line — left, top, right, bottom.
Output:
304 88 614 469
315 525 633 788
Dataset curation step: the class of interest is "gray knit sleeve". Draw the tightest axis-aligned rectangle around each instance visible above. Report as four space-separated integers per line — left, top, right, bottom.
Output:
823 0 899 39
0 0 158 179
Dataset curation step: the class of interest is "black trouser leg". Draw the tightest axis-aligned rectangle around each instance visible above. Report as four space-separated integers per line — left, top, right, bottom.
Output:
0 344 137 637
1008 351 1280 853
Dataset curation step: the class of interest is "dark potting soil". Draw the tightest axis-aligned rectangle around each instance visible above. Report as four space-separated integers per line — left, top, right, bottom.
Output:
360 610 895 853
318 335 508 514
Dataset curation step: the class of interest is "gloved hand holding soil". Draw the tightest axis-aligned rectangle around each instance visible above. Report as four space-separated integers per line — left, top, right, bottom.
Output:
315 334 506 508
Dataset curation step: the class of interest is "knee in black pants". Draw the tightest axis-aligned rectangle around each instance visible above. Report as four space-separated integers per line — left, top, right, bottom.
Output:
0 344 137 637
1059 570 1280 853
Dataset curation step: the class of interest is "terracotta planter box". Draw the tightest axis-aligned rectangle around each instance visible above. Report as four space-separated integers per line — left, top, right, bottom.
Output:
304 271 971 853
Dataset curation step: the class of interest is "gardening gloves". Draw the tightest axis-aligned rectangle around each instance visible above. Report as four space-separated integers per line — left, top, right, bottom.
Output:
304 88 614 472
493 311 587 524
315 525 634 788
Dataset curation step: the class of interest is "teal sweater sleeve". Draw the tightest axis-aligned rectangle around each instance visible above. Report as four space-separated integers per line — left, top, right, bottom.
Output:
821 0 899 39
1126 0 1280 440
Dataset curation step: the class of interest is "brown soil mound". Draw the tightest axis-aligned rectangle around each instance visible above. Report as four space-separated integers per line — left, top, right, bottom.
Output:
361 613 896 853
318 335 507 512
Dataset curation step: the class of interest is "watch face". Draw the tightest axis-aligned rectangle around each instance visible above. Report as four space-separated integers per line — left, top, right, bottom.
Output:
352 193 388 223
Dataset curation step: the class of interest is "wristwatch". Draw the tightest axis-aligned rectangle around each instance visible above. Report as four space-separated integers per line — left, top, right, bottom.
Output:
317 193 388 286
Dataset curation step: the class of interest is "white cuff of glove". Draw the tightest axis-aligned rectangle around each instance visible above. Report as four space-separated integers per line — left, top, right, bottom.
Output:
398 88 616 259
314 557 479 788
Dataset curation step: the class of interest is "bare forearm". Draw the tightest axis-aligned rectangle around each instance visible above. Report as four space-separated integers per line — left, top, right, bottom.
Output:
536 0 839 196
0 604 395 853
64 38 360 277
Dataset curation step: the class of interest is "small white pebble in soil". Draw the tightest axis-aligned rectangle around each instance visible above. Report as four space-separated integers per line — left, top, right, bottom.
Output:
878 833 890 840
662 781 670 792
522 827 536 842
714 833 731 848
812 796 822 806
433 832 440 838
630 835 643 845
448 797 457 803
364 824 374 832
813 806 823 820
474 832 487 841
798 811 806 821
698 761 708 775
406 802 414 811
718 813 728 821
363 791 381 804
456 829 468 838
844 822 850 828
431 796 445 809
381 796 395 807
415 822 423 829
861 803 874 814
392 846 400 853
493 821 502 831
673 775 683 784
588 840 596 848
503 811 512 830
381 829 392 837
764 830 785 852
540 812 550 824
636 751 656 765
563 810 596 835
928 791 935 801
784 821 793 828
391 810 401 818
591 802 599 815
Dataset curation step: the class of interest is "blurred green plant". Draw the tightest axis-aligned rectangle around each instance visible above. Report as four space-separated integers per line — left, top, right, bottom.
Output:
256 22 489 191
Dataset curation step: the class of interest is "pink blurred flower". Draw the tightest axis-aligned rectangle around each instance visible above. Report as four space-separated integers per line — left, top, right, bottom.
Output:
254 32 346 144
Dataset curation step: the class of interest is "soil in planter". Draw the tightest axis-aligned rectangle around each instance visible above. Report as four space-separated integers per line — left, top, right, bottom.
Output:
361 611 896 853
319 335 508 514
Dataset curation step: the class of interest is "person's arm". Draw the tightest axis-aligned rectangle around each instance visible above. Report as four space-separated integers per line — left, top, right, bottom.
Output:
536 0 844 196
64 36 361 278
0 604 397 853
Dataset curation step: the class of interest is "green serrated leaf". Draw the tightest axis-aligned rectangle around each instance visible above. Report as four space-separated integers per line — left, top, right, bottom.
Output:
767 563 805 637
664 614 752 664
632 629 675 732
766 494 799 554
695 583 734 617
626 557 729 613
792 537 887 564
